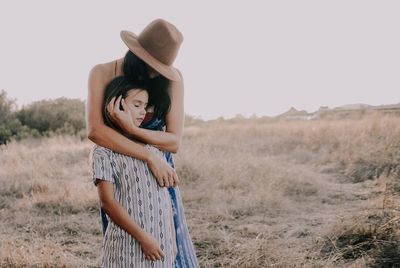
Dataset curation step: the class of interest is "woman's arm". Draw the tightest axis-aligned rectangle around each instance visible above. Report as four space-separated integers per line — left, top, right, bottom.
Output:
86 64 150 159
97 181 165 261
86 64 178 186
111 71 185 153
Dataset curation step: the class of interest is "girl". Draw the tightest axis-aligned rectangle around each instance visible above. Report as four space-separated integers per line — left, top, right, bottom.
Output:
87 19 199 267
92 76 177 267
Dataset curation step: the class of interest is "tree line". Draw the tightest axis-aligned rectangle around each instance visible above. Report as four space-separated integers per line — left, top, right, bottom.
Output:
0 89 208 145
0 90 86 144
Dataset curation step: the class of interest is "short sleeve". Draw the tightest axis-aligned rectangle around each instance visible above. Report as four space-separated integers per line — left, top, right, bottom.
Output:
91 146 114 186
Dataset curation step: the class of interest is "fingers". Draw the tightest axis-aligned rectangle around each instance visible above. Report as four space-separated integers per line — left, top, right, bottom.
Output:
149 152 180 188
163 169 179 188
157 177 165 187
154 252 162 260
145 252 163 261
114 95 122 112
107 96 132 127
121 98 128 111
172 171 179 187
163 168 178 188
145 255 157 261
163 177 170 188
158 249 165 258
167 176 174 188
107 96 116 115
107 96 123 117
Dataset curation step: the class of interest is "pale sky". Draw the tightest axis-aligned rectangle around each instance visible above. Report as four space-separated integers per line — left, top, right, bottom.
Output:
1 1 399 120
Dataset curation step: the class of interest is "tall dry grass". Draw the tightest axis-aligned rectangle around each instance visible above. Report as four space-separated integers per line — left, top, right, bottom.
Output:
0 136 100 267
0 115 399 267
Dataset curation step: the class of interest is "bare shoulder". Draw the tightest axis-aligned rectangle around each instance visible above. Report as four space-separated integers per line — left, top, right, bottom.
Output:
89 61 115 84
90 63 107 75
175 68 184 84
170 68 184 92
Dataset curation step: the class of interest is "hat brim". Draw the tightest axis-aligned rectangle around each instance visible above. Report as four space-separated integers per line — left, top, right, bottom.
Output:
120 30 181 82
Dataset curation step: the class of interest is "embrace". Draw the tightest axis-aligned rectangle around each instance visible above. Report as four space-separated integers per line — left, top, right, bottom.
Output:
86 19 199 268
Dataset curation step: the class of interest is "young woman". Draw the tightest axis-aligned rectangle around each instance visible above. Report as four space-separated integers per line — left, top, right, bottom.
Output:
92 76 177 267
86 19 199 267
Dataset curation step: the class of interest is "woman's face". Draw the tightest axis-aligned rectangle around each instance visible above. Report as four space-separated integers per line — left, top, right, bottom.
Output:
124 89 148 127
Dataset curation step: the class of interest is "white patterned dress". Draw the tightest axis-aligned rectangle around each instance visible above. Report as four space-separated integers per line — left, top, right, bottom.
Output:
92 144 174 268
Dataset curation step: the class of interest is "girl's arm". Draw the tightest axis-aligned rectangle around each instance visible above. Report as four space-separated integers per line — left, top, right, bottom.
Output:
97 180 164 261
110 71 185 154
86 64 178 186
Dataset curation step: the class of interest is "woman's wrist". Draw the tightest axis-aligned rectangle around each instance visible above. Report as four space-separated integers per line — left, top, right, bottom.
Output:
143 147 154 164
134 229 148 243
126 124 145 139
123 123 137 136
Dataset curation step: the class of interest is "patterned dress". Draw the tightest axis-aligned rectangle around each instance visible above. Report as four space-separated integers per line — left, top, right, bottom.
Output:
99 115 200 268
92 144 174 268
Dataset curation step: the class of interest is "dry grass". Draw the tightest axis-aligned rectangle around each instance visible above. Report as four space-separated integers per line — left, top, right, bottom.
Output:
0 115 399 267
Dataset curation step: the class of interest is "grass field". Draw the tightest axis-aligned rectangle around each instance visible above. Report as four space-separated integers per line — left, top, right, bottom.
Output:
1 115 399 267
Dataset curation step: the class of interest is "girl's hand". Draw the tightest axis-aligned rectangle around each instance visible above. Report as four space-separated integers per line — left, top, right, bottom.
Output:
147 151 179 188
107 95 138 134
138 232 165 261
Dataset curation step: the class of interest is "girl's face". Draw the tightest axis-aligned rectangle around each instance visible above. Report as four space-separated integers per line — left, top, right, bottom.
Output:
124 89 148 127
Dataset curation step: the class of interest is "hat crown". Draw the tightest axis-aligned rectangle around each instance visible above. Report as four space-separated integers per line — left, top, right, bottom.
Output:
138 19 183 66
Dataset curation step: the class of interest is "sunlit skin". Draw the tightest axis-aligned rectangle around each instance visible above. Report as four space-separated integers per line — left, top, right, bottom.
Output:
106 88 179 189
87 57 184 184
123 89 149 127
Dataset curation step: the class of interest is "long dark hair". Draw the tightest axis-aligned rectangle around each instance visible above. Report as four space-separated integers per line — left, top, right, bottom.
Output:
102 76 148 133
123 51 171 119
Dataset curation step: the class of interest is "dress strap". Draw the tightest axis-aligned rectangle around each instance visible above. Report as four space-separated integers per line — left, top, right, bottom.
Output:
114 60 118 78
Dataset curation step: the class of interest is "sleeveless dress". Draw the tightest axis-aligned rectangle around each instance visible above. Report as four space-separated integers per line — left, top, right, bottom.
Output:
99 114 199 268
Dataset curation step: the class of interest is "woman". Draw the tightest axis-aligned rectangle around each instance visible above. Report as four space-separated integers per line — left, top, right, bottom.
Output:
92 76 176 267
86 19 199 267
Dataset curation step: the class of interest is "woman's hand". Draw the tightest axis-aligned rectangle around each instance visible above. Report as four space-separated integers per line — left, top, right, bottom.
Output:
107 95 138 134
138 232 165 261
147 151 179 188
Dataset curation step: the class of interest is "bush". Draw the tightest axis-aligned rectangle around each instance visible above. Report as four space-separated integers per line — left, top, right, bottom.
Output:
0 90 25 144
16 97 85 136
0 90 16 124
0 90 86 144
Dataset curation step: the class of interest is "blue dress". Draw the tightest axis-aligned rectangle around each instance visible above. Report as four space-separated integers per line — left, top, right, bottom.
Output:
100 115 199 268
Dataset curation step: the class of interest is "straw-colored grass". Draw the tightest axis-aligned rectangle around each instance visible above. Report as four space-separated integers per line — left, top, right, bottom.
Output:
1 115 399 267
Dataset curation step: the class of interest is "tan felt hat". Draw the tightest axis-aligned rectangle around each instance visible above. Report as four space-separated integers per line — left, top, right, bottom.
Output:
120 18 183 81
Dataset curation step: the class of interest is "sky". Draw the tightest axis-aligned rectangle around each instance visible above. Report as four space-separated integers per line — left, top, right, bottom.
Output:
1 1 399 120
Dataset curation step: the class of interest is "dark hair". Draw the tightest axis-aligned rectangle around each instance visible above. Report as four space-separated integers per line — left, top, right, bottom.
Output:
123 51 150 82
123 51 171 119
102 76 148 133
147 75 171 119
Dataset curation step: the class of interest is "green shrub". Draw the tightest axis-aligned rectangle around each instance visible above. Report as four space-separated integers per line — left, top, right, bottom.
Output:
16 97 85 135
0 90 86 143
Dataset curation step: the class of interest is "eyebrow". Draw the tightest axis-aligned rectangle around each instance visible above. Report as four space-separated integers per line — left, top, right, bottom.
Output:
132 100 148 105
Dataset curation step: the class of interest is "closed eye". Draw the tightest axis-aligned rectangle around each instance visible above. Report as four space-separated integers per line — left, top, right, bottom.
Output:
133 100 148 108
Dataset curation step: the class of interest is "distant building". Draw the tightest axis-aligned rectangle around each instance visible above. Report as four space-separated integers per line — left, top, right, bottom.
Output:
276 103 400 120
277 107 314 120
372 103 400 116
